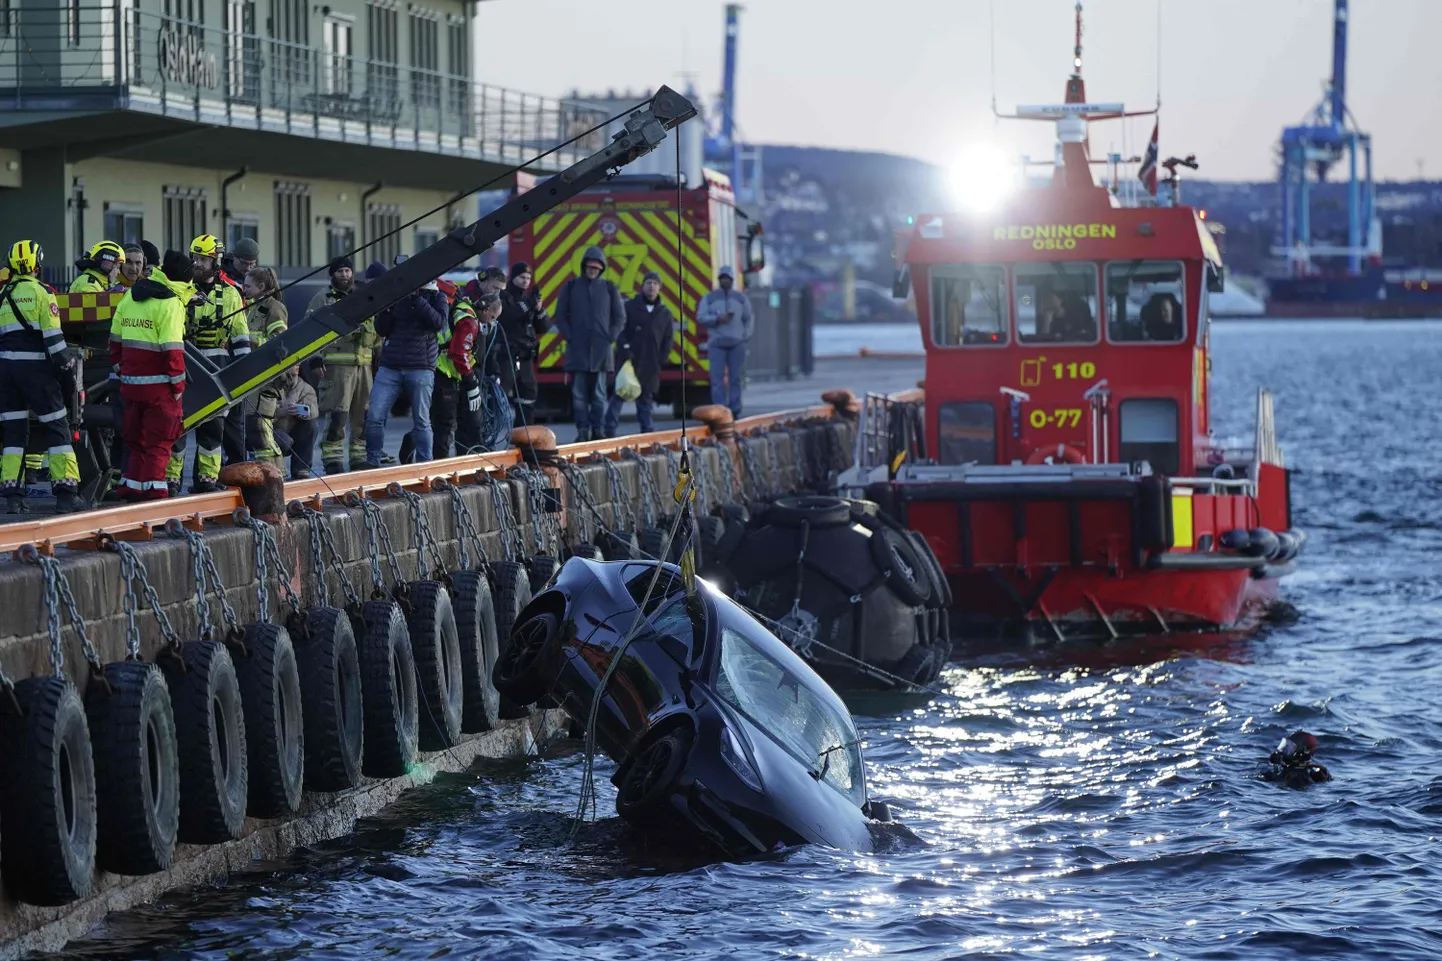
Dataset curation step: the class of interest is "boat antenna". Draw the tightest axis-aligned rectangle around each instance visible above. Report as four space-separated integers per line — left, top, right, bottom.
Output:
1073 0 1083 76
1155 0 1163 109
988 0 998 118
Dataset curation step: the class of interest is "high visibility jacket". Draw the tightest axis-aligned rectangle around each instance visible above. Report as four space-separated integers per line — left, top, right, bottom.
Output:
109 275 190 402
0 275 66 362
436 300 480 380
69 267 112 293
187 277 250 365
307 285 377 365
247 297 288 346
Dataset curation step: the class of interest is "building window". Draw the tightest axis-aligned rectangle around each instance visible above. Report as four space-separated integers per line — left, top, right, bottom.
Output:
414 227 439 254
274 181 312 267
1014 260 1099 344
226 217 259 255
163 187 207 254
445 18 470 121
165 0 205 31
327 222 356 261
409 9 439 109
368 2 399 108
367 203 401 266
104 204 145 246
225 0 259 102
322 15 353 95
268 0 308 87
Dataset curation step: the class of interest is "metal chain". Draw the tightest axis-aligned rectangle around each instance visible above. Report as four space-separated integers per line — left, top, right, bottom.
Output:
301 504 332 608
788 428 809 492
599 455 636 530
391 485 447 579
513 468 548 556
195 530 241 636
246 513 273 618
445 481 490 571
246 516 303 615
171 525 216 641
360 497 406 588
25 550 103 678
487 473 519 561
765 435 783 496
738 436 764 501
715 442 738 503
114 545 144 658
560 462 612 544
625 450 661 528
353 496 387 592
306 506 361 607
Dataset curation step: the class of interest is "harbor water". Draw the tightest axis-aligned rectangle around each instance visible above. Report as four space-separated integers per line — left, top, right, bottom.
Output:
45 321 1442 960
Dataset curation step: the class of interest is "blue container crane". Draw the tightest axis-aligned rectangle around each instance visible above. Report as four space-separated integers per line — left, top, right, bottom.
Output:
1276 0 1378 276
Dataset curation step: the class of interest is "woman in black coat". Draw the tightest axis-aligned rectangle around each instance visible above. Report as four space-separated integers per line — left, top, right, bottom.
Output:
496 261 551 413
608 271 675 433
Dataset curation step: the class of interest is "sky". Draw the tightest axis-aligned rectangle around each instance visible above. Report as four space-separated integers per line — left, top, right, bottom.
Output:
475 0 1442 182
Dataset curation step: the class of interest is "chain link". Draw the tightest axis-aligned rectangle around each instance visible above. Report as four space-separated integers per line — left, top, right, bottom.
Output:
513 468 548 556
301 505 331 608
625 450 661 528
115 546 143 658
177 527 242 637
359 497 406 589
27 552 102 678
486 473 520 561
445 482 491 572
788 428 809 492
241 515 303 616
560 462 613 545
738 436 764 501
391 485 448 579
247 513 272 618
304 506 361 607
715 442 738 503
599 455 636 530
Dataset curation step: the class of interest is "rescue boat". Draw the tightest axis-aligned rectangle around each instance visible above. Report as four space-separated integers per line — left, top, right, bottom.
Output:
847 26 1303 643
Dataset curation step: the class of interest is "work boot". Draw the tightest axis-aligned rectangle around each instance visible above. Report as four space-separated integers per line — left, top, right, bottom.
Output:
53 489 81 514
575 427 592 443
167 481 182 498
191 479 226 494
5 494 27 514
24 466 42 486
380 452 398 465
291 468 314 481
322 460 345 476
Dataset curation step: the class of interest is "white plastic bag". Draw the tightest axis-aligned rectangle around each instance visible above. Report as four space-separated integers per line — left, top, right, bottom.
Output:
615 360 642 401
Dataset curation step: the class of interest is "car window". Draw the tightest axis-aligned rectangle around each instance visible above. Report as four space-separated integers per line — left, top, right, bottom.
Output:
624 564 684 614
714 627 865 805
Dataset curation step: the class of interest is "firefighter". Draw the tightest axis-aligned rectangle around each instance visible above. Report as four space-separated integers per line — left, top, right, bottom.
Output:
70 240 124 292
308 256 376 474
243 266 290 472
167 234 249 493
110 250 191 500
0 241 82 514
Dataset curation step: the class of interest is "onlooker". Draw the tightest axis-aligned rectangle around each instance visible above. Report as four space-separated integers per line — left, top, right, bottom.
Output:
364 271 446 466
462 265 507 303
496 261 549 417
119 244 146 288
309 255 375 473
696 265 753 418
554 245 624 441
433 290 502 457
221 237 259 285
269 366 319 479
610 271 675 434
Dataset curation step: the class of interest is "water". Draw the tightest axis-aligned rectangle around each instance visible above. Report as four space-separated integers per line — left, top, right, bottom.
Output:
53 321 1442 960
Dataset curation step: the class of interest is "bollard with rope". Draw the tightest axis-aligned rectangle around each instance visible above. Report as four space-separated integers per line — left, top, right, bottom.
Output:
387 484 463 750
437 481 502 732
286 501 365 790
0 546 101 904
162 519 249 843
343 490 419 777
234 508 306 816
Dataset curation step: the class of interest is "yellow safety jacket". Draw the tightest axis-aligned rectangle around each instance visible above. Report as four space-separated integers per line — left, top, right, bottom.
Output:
247 297 288 347
69 268 112 293
186 277 250 365
0 275 66 361
307 285 377 366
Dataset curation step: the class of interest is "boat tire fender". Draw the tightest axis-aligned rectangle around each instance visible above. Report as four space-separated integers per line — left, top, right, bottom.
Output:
357 599 419 779
163 639 248 844
1218 529 1251 552
869 528 931 608
449 570 501 734
564 543 604 562
638 527 670 563
1136 475 1172 553
697 515 727 570
527 554 561 593
237 622 305 817
904 529 952 609
768 496 852 530
406 580 464 752
297 606 364 792
1246 527 1279 559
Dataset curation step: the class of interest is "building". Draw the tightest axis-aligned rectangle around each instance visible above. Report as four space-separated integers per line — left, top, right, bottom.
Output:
0 0 604 271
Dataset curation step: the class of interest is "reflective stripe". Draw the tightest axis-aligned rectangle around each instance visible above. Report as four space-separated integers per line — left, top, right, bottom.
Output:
120 374 171 384
232 346 251 356
1 447 22 455
37 408 68 422
123 340 185 352
200 347 230 358
198 446 222 456
0 411 27 421
46 340 68 355
120 477 170 491
47 444 75 456
0 321 26 333
169 374 186 384
0 351 46 360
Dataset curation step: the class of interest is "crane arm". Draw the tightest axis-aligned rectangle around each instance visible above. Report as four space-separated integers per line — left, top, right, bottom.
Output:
182 86 697 428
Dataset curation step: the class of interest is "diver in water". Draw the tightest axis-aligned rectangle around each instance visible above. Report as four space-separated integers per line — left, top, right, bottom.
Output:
1262 730 1333 788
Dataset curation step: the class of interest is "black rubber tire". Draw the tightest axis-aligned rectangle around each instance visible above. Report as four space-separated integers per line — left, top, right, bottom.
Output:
638 526 669 562
697 515 726 571
358 599 419 778
450 570 501 734
236 622 304 818
712 515 745 569
768 495 852 530
407 580 464 752
86 661 179 875
527 554 561 594
0 676 97 904
890 644 937 689
490 560 535 719
905 529 953 609
296 606 364 792
869 528 931 608
493 608 562 707
161 640 247 845
564 543 603 562
721 502 750 528
616 728 690 821
596 529 639 561
746 500 771 528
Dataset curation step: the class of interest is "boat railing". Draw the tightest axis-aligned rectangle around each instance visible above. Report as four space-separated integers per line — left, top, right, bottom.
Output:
1170 476 1259 496
1254 389 1284 467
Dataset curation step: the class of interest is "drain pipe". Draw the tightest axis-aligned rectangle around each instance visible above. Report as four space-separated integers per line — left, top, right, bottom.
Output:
361 182 384 257
220 166 248 246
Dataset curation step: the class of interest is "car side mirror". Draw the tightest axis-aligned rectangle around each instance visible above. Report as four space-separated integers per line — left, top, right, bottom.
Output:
892 265 911 300
1207 262 1225 293
743 228 765 274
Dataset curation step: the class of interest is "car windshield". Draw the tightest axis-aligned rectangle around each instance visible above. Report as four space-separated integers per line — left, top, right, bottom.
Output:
714 626 865 805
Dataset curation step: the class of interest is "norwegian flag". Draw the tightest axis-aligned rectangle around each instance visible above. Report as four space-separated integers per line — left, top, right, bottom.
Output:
1139 120 1159 196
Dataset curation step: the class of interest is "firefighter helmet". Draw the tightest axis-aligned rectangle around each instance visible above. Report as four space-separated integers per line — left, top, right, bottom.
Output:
7 240 43 275
190 234 223 259
88 240 124 269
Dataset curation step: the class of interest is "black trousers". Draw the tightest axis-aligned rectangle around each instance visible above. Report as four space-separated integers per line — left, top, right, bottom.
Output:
222 402 245 465
274 418 317 476
430 375 481 459
497 355 538 408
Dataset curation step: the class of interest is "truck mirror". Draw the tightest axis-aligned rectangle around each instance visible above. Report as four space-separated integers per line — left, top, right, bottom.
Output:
1207 262 1225 293
744 231 766 273
892 265 911 300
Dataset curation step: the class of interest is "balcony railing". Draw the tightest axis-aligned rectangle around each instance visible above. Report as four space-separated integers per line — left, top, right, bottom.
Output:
0 4 610 169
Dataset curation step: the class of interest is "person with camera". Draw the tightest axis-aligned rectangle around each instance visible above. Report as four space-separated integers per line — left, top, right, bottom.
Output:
363 263 447 467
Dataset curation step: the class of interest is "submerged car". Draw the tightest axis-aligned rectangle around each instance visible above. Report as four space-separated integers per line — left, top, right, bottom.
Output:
493 557 892 855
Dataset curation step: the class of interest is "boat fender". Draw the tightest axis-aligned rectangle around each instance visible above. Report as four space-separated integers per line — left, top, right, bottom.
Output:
236 622 305 817
297 606 365 791
357 599 419 778
768 496 852 530
1246 527 1280 559
449 569 502 734
162 639 249 844
863 481 899 523
406 580 464 751
1136 475 1173 553
595 529 639 561
527 554 562 592
697 515 727 571
0 676 98 904
638 527 671 563
1218 529 1252 552
1273 531 1299 563
1025 444 1086 466
868 528 932 608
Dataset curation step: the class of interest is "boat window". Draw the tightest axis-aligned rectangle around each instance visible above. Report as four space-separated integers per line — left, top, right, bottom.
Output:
714 626 865 805
929 264 1008 346
1014 262 1099 344
938 401 996 465
1119 399 1180 475
1106 260 1186 343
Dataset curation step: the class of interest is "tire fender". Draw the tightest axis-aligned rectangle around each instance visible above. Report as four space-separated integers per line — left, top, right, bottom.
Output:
236 622 305 817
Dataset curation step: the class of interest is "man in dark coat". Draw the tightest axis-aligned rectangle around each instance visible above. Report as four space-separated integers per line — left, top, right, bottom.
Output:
496 261 550 418
609 271 675 434
554 245 625 440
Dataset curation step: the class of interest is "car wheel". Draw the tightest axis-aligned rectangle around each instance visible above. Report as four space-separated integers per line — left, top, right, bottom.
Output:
492 609 560 707
616 729 690 821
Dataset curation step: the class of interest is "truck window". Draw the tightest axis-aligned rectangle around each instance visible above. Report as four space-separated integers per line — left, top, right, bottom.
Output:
929 264 1007 346
938 402 996 465
1119 399 1179 475
1014 262 1098 344
1106 260 1185 343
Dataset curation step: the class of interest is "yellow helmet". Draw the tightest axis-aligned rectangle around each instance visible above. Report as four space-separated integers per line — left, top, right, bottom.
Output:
190 234 223 259
88 240 124 269
7 239 43 275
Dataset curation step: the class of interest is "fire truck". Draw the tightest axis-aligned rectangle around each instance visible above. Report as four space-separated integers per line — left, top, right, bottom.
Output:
507 169 765 419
